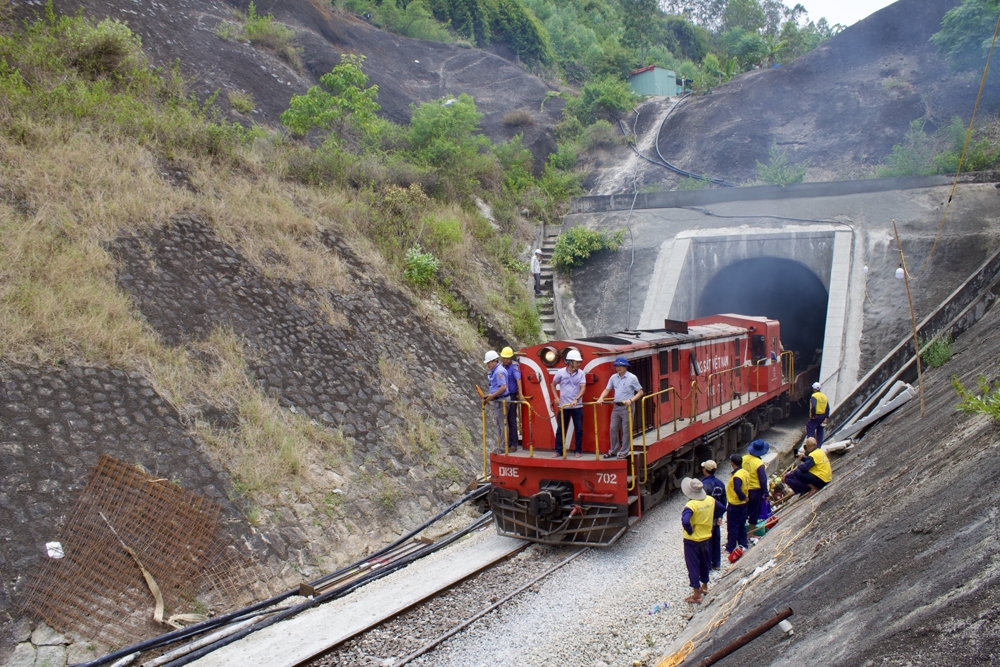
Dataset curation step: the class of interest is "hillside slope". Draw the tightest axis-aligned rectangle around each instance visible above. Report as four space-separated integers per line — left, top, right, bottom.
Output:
586 0 996 192
667 296 1000 665
10 0 562 162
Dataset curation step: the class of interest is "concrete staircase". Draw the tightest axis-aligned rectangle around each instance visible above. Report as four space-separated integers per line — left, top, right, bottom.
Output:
536 230 559 340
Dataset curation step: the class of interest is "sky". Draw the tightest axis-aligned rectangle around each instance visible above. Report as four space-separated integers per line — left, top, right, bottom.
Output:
790 0 897 28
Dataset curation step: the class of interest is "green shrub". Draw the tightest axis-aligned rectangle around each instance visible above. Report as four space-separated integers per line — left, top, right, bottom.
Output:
875 120 937 177
227 89 255 114
551 226 625 271
280 54 381 139
548 142 578 170
920 332 954 368
407 93 492 197
952 371 1000 423
539 162 582 201
677 176 710 190
493 134 535 195
422 214 463 251
756 141 808 185
404 244 441 287
565 75 639 125
217 2 301 68
582 119 620 150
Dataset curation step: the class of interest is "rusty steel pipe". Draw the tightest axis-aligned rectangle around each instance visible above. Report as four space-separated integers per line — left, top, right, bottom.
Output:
696 608 794 666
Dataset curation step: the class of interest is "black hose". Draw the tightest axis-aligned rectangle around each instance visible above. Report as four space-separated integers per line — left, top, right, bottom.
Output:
162 514 494 667
73 484 490 667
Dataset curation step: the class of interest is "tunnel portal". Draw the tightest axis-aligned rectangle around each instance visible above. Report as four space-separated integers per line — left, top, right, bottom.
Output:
696 257 829 366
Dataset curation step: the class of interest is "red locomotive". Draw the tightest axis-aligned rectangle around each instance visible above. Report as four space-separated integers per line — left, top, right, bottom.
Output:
484 314 794 546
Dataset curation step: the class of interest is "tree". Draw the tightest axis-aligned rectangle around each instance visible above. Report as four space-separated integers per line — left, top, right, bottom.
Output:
931 0 1000 73
621 0 661 65
280 54 380 138
663 16 710 61
721 0 765 32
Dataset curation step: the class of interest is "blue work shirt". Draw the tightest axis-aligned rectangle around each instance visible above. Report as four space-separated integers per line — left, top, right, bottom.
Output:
502 361 521 398
606 371 642 402
701 474 727 520
488 364 508 396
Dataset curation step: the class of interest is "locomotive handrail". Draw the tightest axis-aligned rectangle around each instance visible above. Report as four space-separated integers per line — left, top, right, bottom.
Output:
705 363 751 418
780 350 795 385
480 398 535 472
626 407 637 491
640 386 678 485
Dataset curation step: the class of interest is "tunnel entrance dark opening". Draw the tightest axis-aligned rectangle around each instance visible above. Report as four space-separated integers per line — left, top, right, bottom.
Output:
695 257 828 367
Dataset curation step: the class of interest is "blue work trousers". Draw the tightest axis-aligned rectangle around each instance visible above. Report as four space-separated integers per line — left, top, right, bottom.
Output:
726 502 749 552
806 416 826 446
785 469 828 495
683 538 711 589
554 407 583 455
709 524 722 569
503 398 520 450
747 488 763 527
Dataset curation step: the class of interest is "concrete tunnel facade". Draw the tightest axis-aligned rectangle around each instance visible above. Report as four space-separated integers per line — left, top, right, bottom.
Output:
553 176 1000 410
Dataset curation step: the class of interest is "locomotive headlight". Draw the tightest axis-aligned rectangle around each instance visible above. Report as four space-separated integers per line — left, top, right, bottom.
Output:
539 346 559 367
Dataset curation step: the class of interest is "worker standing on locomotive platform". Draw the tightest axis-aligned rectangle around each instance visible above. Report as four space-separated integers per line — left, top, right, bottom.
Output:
597 356 643 460
483 351 508 452
530 249 543 296
725 453 750 555
499 347 522 452
550 350 586 458
700 460 726 570
808 382 830 446
743 440 769 528
782 436 833 496
680 478 725 604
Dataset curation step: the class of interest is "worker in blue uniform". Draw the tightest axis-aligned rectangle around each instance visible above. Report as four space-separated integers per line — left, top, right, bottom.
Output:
699 460 726 570
783 437 833 496
680 477 726 604
499 347 522 452
725 453 750 555
743 440 769 528
483 350 508 452
808 382 830 446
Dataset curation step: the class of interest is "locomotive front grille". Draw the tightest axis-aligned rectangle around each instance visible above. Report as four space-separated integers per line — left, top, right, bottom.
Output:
490 487 629 547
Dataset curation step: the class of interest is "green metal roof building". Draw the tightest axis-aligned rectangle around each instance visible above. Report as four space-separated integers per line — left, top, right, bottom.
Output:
627 66 683 97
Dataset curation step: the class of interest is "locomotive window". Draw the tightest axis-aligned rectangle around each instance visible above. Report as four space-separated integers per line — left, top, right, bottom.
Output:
671 348 679 372
658 350 670 374
750 335 766 362
734 339 741 360
772 336 778 355
690 351 700 375
659 377 670 392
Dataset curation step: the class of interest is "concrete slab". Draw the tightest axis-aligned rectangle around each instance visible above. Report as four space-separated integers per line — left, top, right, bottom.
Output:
187 531 524 667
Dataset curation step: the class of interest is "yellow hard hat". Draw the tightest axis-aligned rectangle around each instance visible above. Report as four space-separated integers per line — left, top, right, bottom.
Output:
500 346 515 358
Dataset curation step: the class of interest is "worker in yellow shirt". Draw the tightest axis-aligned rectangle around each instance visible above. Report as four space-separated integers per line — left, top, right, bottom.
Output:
782 437 832 496
808 382 830 445
725 453 750 555
681 477 726 604
743 439 769 527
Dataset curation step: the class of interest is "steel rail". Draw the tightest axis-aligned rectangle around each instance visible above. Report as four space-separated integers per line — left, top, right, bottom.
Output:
391 548 590 667
161 514 496 667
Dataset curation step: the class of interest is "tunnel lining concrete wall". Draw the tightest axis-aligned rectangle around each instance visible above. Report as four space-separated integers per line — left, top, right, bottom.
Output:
638 225 854 405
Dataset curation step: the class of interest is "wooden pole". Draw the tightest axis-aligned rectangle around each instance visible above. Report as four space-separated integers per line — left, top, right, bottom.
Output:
891 219 925 417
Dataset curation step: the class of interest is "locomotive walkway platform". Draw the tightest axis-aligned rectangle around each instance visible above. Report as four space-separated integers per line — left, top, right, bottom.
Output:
187 531 524 667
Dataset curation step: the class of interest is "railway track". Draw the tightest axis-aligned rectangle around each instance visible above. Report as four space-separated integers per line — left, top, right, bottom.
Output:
308 544 586 667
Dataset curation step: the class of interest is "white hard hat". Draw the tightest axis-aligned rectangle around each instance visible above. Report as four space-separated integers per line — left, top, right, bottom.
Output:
812 382 822 391
484 350 500 363
565 349 583 362
534 248 542 255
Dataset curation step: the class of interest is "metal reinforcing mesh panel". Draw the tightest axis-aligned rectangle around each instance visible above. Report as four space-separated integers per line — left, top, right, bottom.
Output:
23 454 256 646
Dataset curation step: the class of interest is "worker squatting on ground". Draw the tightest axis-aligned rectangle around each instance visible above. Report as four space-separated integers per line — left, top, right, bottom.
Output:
499 347 523 452
597 356 644 460
699 460 726 570
808 382 830 446
781 436 833 497
550 350 586 457
680 478 726 604
725 453 750 555
742 439 769 527
483 351 508 452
